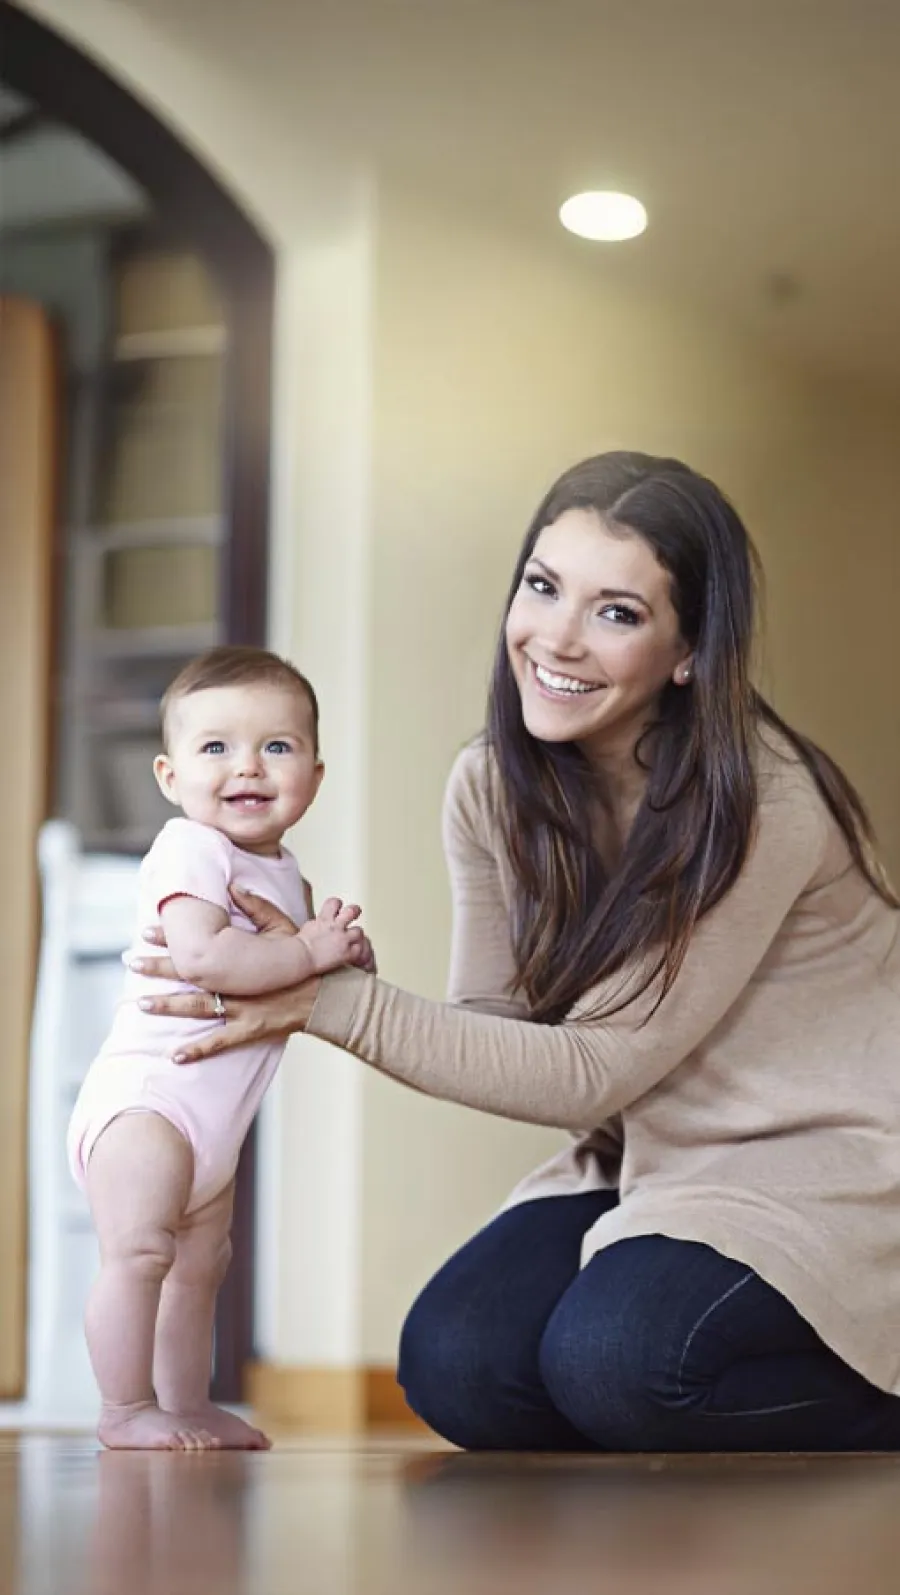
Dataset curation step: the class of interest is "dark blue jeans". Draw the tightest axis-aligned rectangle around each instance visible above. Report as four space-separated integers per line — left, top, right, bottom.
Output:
398 1193 900 1452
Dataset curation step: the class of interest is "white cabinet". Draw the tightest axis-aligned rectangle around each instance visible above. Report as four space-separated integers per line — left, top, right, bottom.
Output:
26 821 141 1422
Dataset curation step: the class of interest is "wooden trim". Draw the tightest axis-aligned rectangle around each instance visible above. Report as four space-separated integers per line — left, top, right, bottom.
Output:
0 297 58 1397
246 1365 366 1433
365 1367 430 1431
246 1364 431 1434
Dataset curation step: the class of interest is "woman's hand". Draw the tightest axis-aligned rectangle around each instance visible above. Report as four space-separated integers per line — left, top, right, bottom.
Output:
161 981 320 1064
130 888 375 1063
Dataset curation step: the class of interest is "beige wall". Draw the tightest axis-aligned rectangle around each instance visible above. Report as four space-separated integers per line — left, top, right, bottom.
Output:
758 393 900 879
23 2 900 1369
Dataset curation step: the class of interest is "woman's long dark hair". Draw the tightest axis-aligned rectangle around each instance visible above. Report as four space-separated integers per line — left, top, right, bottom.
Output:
486 452 896 1025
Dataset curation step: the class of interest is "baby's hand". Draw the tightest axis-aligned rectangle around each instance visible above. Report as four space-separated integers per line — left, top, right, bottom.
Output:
298 898 374 976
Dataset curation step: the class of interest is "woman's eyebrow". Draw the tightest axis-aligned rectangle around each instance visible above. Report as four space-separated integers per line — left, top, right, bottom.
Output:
527 557 651 611
599 587 652 610
526 556 560 584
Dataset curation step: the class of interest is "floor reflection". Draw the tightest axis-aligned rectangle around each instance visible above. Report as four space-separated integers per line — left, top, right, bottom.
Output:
398 1451 900 1595
4 1434 899 1595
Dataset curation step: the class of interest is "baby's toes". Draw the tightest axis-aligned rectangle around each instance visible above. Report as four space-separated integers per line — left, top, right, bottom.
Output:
177 1428 217 1452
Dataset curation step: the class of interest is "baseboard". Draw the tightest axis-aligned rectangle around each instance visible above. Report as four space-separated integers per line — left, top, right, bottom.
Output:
245 1362 430 1433
365 1366 428 1429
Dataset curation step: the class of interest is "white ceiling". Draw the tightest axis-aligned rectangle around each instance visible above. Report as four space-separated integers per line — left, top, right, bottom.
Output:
29 1 900 383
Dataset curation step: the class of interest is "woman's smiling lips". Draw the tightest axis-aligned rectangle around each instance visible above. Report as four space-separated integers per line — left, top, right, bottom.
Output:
529 659 607 699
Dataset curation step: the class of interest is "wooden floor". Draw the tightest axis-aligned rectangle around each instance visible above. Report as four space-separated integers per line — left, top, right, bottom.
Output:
2 1433 900 1594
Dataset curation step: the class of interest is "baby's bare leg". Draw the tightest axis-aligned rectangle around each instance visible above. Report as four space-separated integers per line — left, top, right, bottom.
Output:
85 1111 218 1450
154 1179 270 1449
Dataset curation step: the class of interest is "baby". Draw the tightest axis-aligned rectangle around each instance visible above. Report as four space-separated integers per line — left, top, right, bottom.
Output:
68 646 371 1451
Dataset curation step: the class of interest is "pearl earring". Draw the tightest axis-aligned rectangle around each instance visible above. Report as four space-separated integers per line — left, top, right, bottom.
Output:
680 666 693 685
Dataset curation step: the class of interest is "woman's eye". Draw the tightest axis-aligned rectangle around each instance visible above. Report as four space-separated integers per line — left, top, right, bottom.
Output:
265 740 292 755
200 740 225 755
600 604 641 627
524 572 555 597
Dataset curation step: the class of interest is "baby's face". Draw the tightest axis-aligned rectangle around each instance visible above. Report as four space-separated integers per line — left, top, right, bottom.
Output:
154 684 323 856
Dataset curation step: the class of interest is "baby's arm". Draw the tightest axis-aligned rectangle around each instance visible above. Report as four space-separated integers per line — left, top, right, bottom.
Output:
159 893 361 996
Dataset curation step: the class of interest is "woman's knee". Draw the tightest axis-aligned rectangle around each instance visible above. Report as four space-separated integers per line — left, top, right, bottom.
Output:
539 1236 799 1450
399 1273 550 1448
399 1287 508 1443
537 1239 719 1448
539 1299 679 1449
398 1198 619 1448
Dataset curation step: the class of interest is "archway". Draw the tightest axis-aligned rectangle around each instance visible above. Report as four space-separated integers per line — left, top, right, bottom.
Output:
0 0 274 1401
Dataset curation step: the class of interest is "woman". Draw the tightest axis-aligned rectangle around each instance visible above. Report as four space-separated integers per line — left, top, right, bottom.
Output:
136 452 900 1453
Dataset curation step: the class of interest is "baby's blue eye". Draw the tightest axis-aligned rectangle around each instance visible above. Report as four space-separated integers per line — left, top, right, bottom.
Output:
200 740 226 755
265 740 292 755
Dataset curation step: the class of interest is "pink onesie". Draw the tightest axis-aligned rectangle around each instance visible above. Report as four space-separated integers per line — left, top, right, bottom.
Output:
67 817 308 1212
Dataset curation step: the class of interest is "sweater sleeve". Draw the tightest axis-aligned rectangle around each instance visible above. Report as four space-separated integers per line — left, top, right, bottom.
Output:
441 744 530 1019
307 761 829 1130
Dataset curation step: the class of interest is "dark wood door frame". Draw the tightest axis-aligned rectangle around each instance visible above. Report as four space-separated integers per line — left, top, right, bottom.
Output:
1 0 275 1400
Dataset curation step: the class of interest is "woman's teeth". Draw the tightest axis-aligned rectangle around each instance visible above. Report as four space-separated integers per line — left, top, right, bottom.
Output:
533 662 602 696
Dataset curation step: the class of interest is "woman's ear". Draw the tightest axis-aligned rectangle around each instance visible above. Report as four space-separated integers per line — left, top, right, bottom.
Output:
153 754 180 806
674 658 695 687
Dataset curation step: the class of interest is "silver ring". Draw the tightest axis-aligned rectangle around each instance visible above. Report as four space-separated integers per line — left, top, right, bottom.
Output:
212 992 226 1020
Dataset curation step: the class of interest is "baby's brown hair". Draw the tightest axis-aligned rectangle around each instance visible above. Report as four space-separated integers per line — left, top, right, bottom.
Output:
161 646 320 755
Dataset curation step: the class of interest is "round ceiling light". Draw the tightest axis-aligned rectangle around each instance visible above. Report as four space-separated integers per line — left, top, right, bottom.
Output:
559 190 648 242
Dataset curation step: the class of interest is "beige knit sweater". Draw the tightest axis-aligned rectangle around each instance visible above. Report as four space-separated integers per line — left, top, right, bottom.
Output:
308 731 900 1395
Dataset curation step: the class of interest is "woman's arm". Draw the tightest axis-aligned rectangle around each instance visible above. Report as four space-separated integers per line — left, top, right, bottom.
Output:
302 772 829 1129
138 757 826 1131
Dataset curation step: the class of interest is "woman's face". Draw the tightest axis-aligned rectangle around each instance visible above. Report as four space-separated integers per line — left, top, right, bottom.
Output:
505 507 694 764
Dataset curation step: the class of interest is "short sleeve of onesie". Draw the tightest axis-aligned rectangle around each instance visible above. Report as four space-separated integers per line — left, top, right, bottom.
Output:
143 818 233 918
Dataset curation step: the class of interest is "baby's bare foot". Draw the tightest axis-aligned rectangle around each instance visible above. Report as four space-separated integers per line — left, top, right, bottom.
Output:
164 1403 271 1450
99 1400 221 1451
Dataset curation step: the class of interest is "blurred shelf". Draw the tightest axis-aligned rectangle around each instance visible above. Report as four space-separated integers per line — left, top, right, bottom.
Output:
82 701 162 734
113 325 226 360
59 243 230 871
74 516 224 552
88 621 220 660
